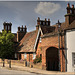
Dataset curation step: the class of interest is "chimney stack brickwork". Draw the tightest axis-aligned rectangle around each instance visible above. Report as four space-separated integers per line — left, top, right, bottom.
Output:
37 17 50 26
17 25 27 42
36 17 51 31
3 22 12 33
65 3 75 27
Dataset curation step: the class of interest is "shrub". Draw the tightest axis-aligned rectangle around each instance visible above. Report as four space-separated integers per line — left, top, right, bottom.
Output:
33 55 42 64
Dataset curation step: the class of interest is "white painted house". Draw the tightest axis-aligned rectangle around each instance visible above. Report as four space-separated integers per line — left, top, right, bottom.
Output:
66 29 75 72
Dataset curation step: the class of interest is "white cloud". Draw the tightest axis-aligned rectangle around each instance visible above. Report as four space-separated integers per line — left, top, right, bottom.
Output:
35 2 61 16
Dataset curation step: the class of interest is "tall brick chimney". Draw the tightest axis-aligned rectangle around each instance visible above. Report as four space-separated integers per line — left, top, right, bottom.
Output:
36 17 40 31
3 22 12 33
36 17 51 31
65 3 75 27
17 25 27 42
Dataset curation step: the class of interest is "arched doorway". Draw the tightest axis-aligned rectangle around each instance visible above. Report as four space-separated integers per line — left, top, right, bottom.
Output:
46 47 59 71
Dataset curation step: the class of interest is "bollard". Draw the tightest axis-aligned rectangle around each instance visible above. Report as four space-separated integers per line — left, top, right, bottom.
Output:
27 62 30 67
9 60 11 68
2 59 5 67
25 61 27 67
30 62 33 68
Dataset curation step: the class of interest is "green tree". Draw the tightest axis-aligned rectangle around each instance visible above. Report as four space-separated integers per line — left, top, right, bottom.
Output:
0 30 15 59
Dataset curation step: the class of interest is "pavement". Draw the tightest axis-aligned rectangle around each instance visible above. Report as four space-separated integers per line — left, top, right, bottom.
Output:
0 63 75 75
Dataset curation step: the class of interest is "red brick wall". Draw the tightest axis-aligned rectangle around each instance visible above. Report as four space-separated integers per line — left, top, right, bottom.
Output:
21 54 24 60
36 34 66 72
19 53 33 62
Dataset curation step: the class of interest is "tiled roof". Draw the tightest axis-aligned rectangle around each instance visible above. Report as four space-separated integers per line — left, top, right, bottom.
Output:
41 20 75 37
18 30 37 53
40 25 56 34
18 20 75 52
41 22 66 37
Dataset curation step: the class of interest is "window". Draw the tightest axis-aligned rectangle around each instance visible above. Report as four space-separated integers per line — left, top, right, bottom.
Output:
33 53 36 59
72 53 75 66
24 53 27 59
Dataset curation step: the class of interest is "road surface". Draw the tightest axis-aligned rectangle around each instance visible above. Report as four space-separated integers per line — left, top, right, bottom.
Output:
0 66 75 75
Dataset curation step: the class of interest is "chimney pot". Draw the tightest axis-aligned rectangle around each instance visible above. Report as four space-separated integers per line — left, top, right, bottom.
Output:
18 27 20 31
48 19 50 21
22 25 23 28
67 3 70 8
25 25 27 28
25 25 27 33
45 18 47 21
38 17 40 20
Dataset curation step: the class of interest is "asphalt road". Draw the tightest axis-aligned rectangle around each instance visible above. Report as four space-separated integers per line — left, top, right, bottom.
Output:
0 66 75 75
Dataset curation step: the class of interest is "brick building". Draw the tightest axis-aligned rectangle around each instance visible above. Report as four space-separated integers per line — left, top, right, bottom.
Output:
1 3 75 72
15 3 75 72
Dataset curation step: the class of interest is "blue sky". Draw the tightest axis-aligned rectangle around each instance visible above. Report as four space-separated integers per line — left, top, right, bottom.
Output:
0 1 75 33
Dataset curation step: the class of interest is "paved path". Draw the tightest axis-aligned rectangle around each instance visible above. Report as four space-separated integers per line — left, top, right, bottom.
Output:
0 63 75 75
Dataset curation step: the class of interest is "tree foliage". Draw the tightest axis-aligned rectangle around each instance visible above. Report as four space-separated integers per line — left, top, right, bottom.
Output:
0 30 15 59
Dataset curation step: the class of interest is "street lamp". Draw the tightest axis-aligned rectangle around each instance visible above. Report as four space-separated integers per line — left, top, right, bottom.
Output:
56 20 61 71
